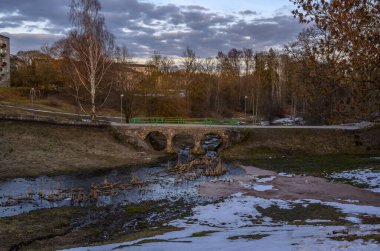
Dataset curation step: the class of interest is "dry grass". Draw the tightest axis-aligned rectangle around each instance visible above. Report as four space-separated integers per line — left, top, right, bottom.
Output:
0 87 122 118
0 121 165 179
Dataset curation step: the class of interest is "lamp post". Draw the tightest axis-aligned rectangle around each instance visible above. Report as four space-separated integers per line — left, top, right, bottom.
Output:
244 95 248 118
120 94 124 123
29 87 36 117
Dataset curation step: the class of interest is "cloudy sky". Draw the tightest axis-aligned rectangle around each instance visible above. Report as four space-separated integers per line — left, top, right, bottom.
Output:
0 0 306 59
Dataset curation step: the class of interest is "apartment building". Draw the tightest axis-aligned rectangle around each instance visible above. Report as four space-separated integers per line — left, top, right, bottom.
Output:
0 35 10 87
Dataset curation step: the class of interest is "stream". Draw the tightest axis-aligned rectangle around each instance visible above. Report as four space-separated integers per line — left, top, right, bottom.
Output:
0 162 244 217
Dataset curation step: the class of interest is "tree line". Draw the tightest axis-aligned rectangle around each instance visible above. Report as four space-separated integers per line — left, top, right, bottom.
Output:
9 0 380 124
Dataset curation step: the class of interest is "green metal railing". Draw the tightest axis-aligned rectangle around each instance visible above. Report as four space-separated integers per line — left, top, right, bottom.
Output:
129 117 240 126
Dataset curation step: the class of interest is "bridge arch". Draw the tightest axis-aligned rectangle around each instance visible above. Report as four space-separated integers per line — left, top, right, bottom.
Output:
200 133 223 152
172 133 195 151
145 131 167 151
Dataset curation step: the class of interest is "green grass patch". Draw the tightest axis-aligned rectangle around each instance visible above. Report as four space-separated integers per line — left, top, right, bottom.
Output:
191 230 219 238
330 234 380 243
125 205 149 215
256 204 349 226
362 216 380 225
228 234 270 241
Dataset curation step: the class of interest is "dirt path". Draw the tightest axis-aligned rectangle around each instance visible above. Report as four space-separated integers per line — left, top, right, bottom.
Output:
199 165 380 207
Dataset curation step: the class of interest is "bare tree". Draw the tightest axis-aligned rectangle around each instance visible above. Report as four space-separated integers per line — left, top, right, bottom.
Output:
242 48 254 77
65 0 115 121
181 47 198 111
115 44 130 63
113 44 137 121
182 46 198 75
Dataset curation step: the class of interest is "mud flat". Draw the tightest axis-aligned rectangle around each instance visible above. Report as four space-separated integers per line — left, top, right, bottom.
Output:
199 165 380 207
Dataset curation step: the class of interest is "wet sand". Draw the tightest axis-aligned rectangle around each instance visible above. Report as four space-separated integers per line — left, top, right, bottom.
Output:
199 165 380 207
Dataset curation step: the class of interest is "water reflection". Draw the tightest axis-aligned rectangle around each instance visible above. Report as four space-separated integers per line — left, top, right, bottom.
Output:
0 161 243 217
202 134 222 150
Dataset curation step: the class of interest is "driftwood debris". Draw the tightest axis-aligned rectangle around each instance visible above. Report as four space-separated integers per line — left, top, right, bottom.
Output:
204 159 227 177
169 157 227 178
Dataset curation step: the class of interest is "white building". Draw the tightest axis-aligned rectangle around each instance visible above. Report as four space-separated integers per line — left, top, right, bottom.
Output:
0 34 10 87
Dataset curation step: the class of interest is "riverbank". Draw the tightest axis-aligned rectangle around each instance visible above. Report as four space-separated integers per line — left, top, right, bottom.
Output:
224 126 380 158
222 126 380 179
0 121 166 180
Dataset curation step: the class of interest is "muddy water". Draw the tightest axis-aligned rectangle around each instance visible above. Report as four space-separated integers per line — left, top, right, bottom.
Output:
0 161 243 217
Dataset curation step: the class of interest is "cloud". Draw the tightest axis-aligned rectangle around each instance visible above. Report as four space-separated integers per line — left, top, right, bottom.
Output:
238 10 259 16
0 0 306 57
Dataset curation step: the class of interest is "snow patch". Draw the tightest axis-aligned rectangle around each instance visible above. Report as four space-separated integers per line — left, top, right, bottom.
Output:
255 176 276 183
240 182 276 192
63 194 380 251
271 117 305 126
345 217 362 224
329 169 380 193
305 219 333 223
278 173 294 178
252 185 275 191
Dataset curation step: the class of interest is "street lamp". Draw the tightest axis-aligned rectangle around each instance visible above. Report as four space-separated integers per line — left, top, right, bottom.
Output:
29 87 36 117
120 94 124 123
244 96 248 118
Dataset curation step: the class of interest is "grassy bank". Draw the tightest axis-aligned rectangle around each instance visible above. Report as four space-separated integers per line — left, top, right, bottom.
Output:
233 154 380 177
0 121 165 180
223 127 380 176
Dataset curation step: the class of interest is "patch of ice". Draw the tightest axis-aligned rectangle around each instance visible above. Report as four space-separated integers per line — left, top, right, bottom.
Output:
255 176 276 183
337 199 360 203
371 188 380 193
240 182 276 192
278 173 294 178
305 219 333 223
232 192 244 198
345 217 362 224
252 185 275 192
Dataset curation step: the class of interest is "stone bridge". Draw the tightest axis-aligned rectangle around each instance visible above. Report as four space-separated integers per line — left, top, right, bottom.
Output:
113 125 242 154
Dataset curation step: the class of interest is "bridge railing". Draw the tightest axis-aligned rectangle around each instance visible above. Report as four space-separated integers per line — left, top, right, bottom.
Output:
129 117 240 126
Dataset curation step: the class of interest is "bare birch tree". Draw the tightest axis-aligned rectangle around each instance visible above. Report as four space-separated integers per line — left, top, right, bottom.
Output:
66 0 115 121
